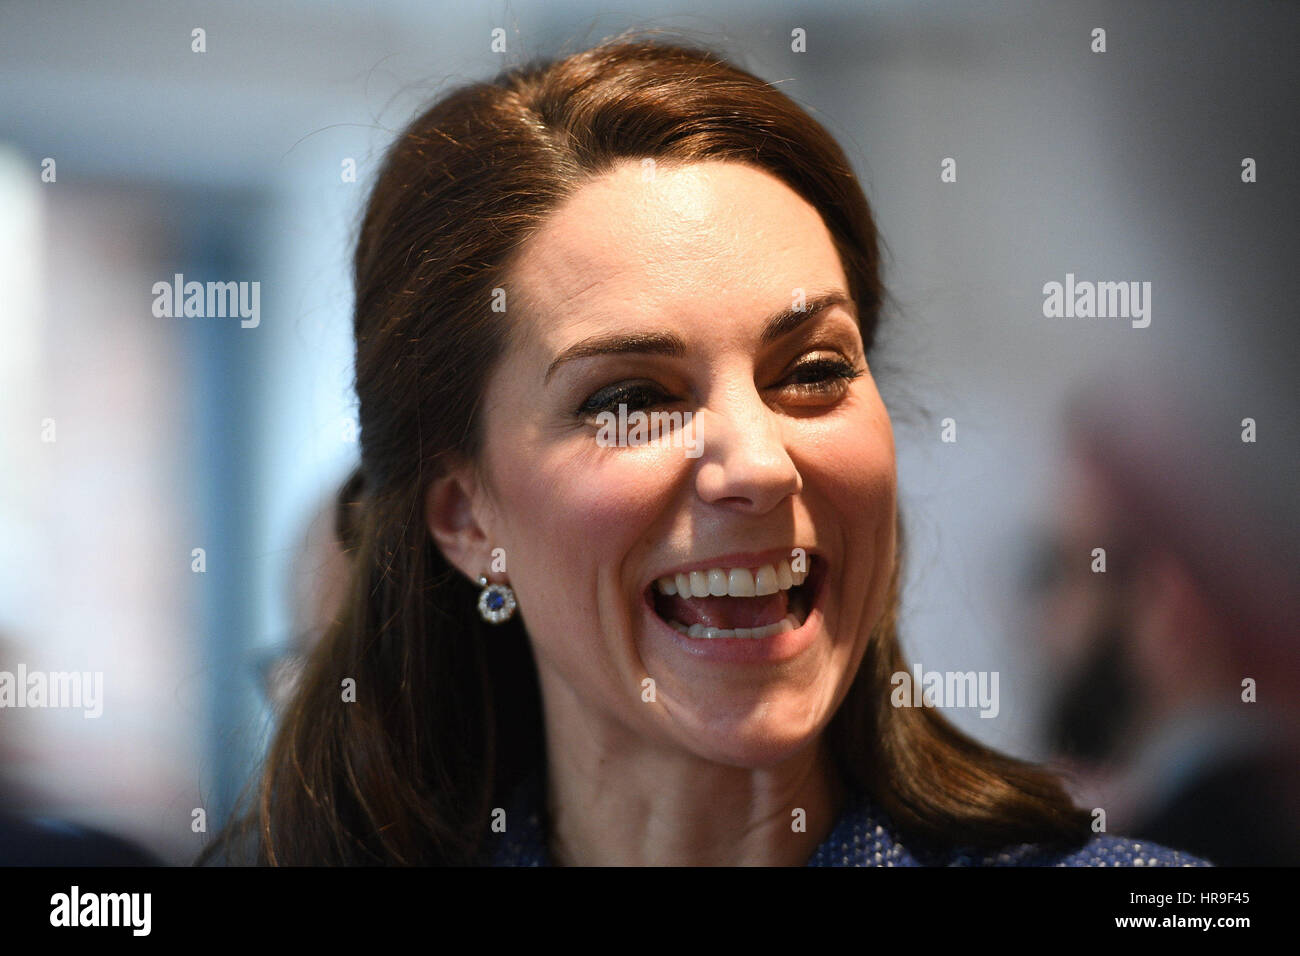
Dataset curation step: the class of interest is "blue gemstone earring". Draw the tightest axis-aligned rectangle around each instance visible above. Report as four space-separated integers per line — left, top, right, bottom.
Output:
477 575 517 624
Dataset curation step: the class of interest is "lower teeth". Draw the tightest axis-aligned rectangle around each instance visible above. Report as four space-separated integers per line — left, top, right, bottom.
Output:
669 614 800 640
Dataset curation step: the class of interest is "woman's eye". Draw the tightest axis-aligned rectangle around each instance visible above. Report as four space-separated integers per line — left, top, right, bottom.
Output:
779 355 863 399
575 356 861 420
576 382 673 418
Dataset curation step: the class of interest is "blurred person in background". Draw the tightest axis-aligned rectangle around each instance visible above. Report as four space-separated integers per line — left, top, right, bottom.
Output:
1025 349 1300 865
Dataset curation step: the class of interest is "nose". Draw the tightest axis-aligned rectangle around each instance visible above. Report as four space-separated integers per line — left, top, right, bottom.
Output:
693 385 802 513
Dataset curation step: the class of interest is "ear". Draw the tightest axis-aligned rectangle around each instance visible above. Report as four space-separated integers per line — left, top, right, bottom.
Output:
425 462 494 585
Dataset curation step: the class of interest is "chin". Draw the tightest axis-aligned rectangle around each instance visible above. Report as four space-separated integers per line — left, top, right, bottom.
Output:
665 694 832 768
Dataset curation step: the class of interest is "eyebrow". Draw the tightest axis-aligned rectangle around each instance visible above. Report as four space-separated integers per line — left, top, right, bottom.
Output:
543 290 855 383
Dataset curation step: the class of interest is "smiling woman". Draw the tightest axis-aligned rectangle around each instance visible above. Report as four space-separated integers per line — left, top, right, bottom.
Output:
199 34 1206 867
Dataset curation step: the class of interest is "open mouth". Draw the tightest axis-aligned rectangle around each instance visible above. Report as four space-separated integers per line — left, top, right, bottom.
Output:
647 554 823 640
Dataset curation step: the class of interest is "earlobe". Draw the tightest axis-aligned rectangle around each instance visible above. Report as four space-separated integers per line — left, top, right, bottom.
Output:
425 465 491 584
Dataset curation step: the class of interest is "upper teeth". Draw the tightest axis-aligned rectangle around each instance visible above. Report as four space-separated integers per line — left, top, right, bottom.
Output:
655 558 809 598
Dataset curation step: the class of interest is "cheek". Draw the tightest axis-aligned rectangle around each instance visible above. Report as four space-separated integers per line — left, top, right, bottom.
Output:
796 400 898 633
800 402 896 518
487 437 689 617
487 440 692 708
504 447 684 544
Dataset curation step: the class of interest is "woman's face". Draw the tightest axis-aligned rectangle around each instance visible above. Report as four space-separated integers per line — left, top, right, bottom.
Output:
466 159 896 768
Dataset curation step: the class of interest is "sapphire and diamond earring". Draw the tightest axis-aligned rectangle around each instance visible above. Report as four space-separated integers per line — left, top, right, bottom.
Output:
477 575 517 624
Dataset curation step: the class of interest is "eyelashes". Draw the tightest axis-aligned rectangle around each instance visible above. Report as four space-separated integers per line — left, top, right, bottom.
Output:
575 354 864 419
783 355 865 394
577 382 669 418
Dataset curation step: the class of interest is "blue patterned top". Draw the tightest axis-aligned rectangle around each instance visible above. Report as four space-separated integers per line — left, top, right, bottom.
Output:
486 778 1212 867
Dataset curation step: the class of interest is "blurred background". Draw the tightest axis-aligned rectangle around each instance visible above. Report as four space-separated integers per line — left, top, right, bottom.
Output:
1 0 1295 865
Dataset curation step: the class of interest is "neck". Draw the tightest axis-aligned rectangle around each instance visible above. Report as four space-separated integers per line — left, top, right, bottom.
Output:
539 679 847 866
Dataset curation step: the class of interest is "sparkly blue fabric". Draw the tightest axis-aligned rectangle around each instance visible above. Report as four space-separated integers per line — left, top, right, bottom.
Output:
487 779 1212 867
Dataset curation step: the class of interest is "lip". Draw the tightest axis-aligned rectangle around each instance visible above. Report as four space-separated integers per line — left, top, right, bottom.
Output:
641 554 828 664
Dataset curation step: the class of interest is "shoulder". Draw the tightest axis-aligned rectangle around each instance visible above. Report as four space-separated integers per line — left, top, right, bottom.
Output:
484 773 550 866
809 793 1212 867
947 834 1213 867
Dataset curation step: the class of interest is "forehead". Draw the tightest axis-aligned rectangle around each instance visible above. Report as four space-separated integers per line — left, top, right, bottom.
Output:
506 159 847 345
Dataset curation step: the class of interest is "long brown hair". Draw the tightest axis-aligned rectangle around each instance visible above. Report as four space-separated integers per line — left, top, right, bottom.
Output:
202 34 1089 865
